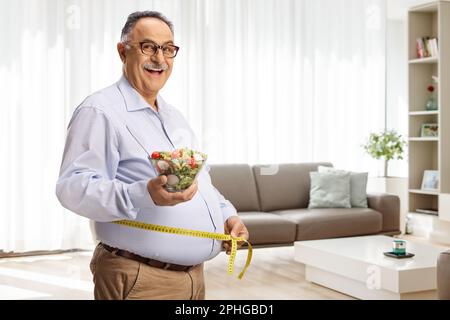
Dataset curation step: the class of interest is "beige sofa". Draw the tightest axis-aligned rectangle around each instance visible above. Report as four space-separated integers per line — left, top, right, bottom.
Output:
209 162 401 246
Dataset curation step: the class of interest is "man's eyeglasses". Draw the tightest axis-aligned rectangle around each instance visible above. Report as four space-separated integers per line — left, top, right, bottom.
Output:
127 41 180 58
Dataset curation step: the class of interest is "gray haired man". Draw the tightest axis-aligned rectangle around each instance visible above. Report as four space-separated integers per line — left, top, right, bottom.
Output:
56 11 248 300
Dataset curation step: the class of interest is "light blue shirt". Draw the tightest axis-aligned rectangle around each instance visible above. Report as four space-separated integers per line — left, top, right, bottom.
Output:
56 75 237 266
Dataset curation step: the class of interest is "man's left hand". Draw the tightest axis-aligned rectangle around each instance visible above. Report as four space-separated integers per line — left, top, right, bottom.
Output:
222 216 249 255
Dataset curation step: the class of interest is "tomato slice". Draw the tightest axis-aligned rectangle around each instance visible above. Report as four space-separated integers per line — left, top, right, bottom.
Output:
151 152 160 159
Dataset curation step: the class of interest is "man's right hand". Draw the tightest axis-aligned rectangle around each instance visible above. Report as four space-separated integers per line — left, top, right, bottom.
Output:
147 175 198 206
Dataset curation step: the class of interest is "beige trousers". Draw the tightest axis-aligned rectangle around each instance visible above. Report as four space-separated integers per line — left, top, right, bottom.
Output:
89 244 205 300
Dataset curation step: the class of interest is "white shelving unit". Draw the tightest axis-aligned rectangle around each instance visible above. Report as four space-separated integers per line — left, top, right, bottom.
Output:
408 1 450 222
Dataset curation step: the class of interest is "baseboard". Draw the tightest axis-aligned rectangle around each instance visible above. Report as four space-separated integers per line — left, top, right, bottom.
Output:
0 248 89 258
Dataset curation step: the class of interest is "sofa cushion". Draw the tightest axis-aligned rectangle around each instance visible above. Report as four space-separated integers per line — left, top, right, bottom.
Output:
272 208 382 240
238 211 297 245
252 162 333 212
308 171 351 208
318 166 368 208
209 164 260 211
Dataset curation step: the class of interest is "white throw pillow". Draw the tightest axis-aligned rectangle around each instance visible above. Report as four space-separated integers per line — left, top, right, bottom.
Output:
318 166 368 208
308 171 351 208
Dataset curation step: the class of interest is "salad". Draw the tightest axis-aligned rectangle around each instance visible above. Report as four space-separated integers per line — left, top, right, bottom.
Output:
149 147 207 192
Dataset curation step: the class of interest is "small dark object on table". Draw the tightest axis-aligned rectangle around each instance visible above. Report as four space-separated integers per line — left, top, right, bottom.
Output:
383 251 415 259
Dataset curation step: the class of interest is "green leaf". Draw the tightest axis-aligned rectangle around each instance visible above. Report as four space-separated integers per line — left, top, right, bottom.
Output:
362 130 406 163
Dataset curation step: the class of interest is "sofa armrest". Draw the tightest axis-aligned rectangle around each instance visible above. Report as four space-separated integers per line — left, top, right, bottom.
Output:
438 250 450 300
367 192 400 233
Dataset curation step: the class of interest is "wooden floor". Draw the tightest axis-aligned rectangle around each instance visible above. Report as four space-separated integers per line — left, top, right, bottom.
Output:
205 246 352 299
0 246 352 300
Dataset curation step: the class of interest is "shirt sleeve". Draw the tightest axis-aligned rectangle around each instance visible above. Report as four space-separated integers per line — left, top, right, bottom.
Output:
55 106 156 222
204 164 238 222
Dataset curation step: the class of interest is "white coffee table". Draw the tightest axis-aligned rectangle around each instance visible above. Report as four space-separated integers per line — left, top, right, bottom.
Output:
294 235 445 300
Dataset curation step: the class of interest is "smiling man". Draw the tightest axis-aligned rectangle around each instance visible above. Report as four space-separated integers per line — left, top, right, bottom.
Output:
119 14 174 110
56 11 248 300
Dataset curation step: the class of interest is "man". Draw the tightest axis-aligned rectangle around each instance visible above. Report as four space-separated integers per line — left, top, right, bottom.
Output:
56 11 249 300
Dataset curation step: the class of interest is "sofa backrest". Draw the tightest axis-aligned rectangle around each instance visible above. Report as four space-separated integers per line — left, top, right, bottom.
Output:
208 164 260 211
252 162 333 211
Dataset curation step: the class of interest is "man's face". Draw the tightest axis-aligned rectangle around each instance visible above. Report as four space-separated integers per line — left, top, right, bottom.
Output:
118 18 174 98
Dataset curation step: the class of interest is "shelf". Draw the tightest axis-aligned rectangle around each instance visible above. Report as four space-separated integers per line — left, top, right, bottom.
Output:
409 137 439 141
412 210 439 216
409 57 438 64
409 110 439 116
409 189 439 195
415 208 439 216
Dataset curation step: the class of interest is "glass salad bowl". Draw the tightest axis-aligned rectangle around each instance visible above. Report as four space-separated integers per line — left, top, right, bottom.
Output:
149 147 207 192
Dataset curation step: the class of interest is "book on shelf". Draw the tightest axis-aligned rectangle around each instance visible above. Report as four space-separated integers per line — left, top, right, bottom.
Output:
416 37 439 58
416 37 426 58
416 208 438 215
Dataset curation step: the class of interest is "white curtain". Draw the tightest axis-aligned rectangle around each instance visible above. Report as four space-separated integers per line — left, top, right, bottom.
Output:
0 0 386 252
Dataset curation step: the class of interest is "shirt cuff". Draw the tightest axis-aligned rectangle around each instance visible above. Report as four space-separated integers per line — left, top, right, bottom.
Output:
128 180 156 211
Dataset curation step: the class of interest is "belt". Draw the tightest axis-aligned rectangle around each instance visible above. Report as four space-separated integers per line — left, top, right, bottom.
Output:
100 243 195 272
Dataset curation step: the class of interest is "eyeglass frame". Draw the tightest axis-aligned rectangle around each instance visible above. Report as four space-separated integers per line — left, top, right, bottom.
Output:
125 40 180 58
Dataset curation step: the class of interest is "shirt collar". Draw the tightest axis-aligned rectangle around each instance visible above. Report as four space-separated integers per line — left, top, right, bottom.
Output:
117 75 171 116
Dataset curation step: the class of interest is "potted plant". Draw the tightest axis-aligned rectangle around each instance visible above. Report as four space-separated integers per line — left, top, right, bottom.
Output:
363 130 408 233
363 130 406 178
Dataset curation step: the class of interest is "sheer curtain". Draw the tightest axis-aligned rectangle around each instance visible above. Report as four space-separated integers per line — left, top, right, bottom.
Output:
0 0 385 252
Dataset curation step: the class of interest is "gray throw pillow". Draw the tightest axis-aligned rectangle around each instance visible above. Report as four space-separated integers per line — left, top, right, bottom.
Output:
318 166 368 208
308 171 351 208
